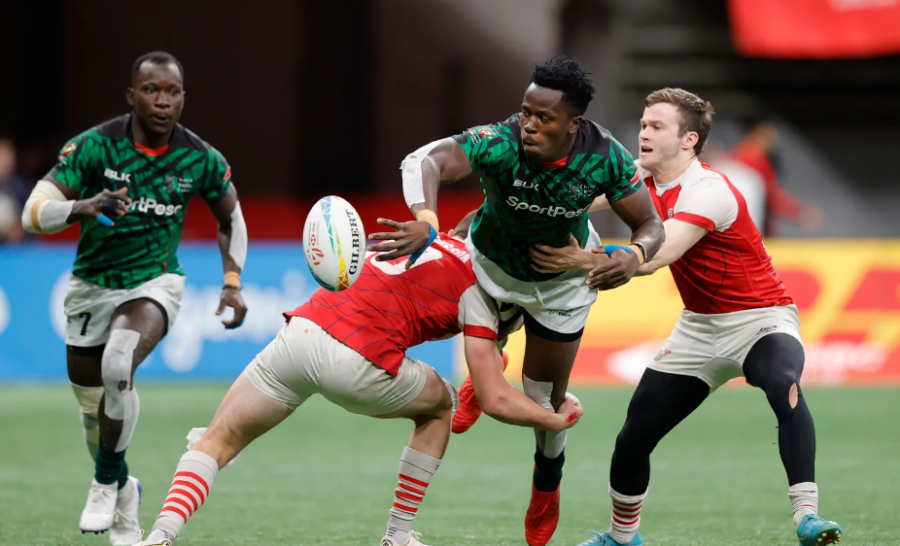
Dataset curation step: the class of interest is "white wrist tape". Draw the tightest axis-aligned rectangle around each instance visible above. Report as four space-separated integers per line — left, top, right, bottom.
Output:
22 180 74 234
228 201 247 270
401 139 445 208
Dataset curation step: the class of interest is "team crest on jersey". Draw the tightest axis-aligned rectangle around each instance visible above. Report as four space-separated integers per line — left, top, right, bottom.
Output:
63 142 77 155
654 349 671 361
468 126 496 144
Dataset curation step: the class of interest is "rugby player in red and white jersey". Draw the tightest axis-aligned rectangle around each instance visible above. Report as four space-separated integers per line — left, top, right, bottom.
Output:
529 88 842 546
133 212 583 546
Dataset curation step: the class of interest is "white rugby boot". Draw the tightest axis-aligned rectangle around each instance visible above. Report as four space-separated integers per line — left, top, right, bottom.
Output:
381 530 429 546
80 478 118 533
110 476 142 545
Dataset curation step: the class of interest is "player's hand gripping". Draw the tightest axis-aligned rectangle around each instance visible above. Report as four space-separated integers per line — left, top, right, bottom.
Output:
216 287 247 330
530 234 608 274
586 246 641 290
70 187 131 226
367 218 435 269
549 392 584 432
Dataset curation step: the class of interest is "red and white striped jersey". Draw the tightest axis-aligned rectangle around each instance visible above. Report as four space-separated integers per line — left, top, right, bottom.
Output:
287 233 499 375
641 159 793 314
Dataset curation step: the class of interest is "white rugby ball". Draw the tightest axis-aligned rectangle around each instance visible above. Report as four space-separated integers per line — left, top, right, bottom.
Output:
303 196 366 291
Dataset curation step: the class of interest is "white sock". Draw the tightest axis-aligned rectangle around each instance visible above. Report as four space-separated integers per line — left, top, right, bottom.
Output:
386 447 440 545
789 482 818 527
609 485 646 545
151 450 219 540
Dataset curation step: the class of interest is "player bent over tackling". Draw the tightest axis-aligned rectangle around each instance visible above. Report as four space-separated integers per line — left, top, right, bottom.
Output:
535 88 842 546
134 212 583 546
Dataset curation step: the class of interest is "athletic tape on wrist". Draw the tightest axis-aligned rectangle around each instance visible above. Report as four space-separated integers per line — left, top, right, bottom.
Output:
409 225 438 263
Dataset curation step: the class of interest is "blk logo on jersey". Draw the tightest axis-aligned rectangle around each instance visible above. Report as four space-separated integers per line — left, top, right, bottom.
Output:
513 179 539 189
104 169 131 183
667 208 674 219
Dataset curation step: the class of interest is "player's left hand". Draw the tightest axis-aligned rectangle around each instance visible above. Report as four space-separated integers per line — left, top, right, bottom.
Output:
587 247 640 290
216 287 247 329
530 234 596 273
367 218 433 267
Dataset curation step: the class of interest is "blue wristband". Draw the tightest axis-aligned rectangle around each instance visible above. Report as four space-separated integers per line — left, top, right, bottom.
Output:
603 244 635 257
96 214 114 227
409 225 438 263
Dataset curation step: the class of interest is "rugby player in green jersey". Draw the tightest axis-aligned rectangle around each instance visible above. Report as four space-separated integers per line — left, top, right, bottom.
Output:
368 56 665 546
21 51 249 545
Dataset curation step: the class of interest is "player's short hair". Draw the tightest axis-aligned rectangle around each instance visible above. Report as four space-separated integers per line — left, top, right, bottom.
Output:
530 55 595 116
131 51 184 87
453 210 478 240
645 88 715 156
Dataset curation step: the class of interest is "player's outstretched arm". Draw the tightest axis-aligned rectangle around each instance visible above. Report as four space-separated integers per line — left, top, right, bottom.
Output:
368 139 473 264
208 183 248 329
588 186 665 290
22 180 131 233
634 218 707 276
464 335 582 432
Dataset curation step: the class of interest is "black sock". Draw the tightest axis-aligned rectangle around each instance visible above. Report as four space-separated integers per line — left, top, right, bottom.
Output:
533 447 565 492
95 444 129 489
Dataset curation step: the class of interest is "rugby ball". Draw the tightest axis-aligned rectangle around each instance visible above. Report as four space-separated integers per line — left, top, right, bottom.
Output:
303 196 366 291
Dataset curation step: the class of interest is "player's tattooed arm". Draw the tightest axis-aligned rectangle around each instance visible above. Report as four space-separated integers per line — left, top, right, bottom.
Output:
208 183 248 329
464 335 582 432
635 219 708 276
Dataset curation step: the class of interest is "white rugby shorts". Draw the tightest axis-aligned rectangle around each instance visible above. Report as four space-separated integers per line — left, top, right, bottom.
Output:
64 273 185 347
465 223 601 337
647 304 802 391
243 317 429 414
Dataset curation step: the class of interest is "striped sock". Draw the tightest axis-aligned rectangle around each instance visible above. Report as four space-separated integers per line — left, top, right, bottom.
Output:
609 485 646 545
789 482 818 527
387 447 440 545
150 450 219 540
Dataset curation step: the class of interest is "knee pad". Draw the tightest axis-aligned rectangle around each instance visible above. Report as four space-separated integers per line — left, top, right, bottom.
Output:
102 329 141 452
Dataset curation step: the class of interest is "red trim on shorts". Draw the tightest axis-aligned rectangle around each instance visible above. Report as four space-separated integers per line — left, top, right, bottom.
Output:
463 325 499 340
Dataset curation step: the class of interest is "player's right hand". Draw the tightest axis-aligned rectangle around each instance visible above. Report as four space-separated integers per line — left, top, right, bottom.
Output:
551 392 583 432
71 187 131 224
367 218 432 265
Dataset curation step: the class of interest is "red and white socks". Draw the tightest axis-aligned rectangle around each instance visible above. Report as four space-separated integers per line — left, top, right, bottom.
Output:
789 482 819 527
146 450 219 543
386 447 441 545
608 486 646 545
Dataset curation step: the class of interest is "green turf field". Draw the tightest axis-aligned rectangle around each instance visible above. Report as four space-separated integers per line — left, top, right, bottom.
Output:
0 385 896 546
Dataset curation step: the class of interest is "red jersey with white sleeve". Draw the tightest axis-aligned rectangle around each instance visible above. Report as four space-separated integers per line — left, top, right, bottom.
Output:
286 233 499 375
641 159 793 314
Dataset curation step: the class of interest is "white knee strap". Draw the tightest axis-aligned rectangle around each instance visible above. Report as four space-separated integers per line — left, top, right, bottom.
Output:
102 329 141 452
441 376 459 421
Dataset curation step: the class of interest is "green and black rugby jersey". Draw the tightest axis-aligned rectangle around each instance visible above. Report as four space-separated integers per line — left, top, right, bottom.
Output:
46 114 232 289
453 114 641 282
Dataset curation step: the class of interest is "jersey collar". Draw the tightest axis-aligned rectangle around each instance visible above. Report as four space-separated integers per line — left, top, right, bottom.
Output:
650 158 699 196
